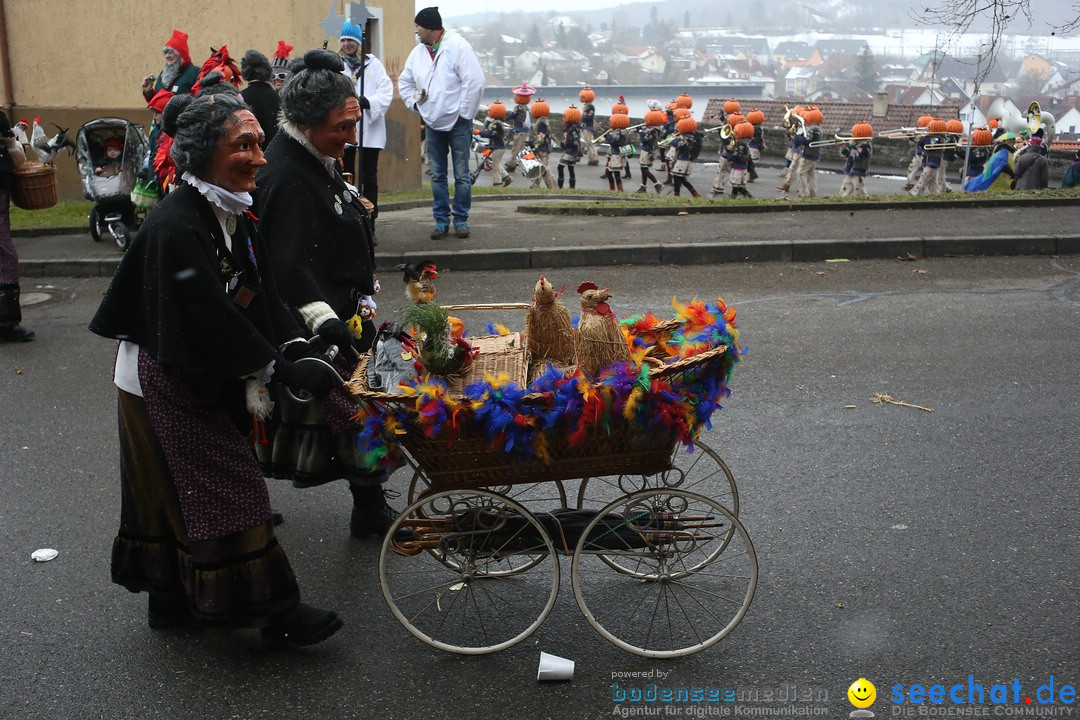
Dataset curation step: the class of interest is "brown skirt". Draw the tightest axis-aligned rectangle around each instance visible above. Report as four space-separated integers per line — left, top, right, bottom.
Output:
112 383 300 629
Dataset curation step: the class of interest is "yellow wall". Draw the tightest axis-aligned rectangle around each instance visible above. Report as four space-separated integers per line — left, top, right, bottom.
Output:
0 0 420 197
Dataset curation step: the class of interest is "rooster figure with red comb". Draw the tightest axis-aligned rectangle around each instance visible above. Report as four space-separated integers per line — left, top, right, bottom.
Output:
575 281 631 377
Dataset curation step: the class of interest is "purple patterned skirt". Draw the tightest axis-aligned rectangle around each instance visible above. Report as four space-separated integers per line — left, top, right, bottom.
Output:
110 350 300 628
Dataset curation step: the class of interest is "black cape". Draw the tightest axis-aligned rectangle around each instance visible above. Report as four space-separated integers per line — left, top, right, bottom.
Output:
89 183 299 378
255 131 376 321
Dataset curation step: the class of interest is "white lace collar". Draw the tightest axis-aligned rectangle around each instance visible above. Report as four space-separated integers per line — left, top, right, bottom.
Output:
182 171 252 214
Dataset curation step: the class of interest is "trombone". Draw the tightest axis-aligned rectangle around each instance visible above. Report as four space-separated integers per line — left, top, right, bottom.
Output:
876 127 927 138
808 133 858 147
922 142 961 150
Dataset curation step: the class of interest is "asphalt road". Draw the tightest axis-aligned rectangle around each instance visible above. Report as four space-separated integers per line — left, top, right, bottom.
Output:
2 256 1078 720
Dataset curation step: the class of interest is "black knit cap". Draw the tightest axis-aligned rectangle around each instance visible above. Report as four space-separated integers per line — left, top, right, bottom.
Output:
415 7 442 30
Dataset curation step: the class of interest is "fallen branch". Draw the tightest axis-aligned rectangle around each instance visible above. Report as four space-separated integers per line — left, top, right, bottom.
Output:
871 393 933 412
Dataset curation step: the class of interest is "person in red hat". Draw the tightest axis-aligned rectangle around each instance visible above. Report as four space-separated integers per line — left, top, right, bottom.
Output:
141 29 199 101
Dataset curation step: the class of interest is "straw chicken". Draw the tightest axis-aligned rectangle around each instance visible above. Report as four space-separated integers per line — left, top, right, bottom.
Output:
575 281 631 377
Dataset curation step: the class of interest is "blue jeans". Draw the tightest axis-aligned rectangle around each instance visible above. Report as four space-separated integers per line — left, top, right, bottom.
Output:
426 116 473 226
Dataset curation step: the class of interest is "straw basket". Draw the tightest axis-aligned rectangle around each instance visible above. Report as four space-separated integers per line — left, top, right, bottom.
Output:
347 303 733 490
12 163 58 210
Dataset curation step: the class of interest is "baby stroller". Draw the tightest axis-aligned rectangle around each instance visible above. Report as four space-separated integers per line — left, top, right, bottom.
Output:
76 118 150 251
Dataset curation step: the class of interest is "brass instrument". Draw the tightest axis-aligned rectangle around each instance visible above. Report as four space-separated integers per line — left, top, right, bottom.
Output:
876 127 927 138
704 123 733 139
1026 101 1057 145
597 121 647 142
922 142 961 150
808 133 857 147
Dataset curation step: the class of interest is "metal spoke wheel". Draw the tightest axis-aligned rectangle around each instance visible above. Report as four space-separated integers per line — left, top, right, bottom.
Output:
571 489 757 658
379 489 560 655
576 440 738 516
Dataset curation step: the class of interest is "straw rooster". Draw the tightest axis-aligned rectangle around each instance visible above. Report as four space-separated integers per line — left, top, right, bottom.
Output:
575 281 631 377
525 275 575 369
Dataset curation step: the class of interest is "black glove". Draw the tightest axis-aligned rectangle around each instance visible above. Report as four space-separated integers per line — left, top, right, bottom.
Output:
358 96 371 110
274 356 340 399
280 338 318 361
317 317 354 351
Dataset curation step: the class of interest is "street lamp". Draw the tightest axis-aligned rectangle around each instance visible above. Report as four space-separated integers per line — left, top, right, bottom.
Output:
961 45 987 191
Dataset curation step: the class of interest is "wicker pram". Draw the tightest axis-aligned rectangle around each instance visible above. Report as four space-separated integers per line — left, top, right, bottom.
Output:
346 304 734 489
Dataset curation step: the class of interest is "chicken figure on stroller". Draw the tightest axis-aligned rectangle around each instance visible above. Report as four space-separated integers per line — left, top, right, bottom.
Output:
76 118 150 251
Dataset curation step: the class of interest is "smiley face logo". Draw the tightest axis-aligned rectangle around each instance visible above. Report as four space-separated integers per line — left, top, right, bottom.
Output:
848 678 877 709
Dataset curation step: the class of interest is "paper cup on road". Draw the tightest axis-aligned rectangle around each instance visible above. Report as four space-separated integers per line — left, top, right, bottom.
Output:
537 651 574 681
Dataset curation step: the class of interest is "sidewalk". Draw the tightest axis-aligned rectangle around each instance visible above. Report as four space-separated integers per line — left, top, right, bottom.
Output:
14 194 1080 278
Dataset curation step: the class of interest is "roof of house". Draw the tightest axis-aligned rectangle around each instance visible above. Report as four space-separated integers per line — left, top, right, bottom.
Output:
701 97 960 132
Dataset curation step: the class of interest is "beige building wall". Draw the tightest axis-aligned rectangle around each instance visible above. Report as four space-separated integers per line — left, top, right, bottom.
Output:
0 0 421 198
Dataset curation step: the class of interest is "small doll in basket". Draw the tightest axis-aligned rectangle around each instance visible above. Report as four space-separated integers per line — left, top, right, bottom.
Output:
94 137 124 178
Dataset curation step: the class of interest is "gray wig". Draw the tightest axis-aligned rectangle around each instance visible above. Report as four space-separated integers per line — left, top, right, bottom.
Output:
241 49 272 83
279 49 356 127
163 92 251 178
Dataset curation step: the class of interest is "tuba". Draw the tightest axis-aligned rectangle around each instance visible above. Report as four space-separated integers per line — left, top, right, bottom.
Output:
1027 101 1056 145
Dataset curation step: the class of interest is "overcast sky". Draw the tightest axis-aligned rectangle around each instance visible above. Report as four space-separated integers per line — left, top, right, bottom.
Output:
414 0 663 18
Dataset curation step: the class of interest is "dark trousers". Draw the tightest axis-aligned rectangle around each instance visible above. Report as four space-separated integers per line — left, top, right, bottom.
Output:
342 147 381 221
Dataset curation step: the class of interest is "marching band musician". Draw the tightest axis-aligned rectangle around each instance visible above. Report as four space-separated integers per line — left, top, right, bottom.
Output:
710 131 734 197
636 101 664 194
902 118 930 192
839 136 872 198
557 107 582 189
792 109 821 198
910 123 945 196
668 127 701 198
579 89 600 166
503 82 533 175
777 113 802 194
603 125 628 192
748 114 765 183
478 108 513 187
528 101 557 189
964 142 991 183
727 129 753 199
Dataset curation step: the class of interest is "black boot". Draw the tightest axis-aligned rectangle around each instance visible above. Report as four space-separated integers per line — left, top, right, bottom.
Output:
261 602 343 646
350 483 405 539
0 284 33 342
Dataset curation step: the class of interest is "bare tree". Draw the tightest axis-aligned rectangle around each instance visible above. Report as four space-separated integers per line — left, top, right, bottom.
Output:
915 0 1079 83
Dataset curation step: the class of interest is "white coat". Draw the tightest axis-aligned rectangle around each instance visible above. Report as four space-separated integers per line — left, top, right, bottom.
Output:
396 30 485 132
350 54 393 150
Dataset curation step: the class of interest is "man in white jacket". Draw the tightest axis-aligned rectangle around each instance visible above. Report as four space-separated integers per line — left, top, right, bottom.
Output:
397 7 485 240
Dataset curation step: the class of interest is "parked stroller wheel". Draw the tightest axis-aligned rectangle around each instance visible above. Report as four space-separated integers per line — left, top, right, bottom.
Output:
88 207 105 243
110 221 131 252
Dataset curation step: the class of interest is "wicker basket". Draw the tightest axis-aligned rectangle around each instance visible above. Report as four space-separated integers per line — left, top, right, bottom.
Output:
12 163 58 211
347 304 733 489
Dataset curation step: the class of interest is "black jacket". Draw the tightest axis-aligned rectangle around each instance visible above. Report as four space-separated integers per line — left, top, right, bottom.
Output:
255 131 376 321
241 82 281 147
90 183 299 377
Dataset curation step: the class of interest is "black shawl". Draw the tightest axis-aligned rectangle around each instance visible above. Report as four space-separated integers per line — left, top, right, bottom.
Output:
89 183 299 378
